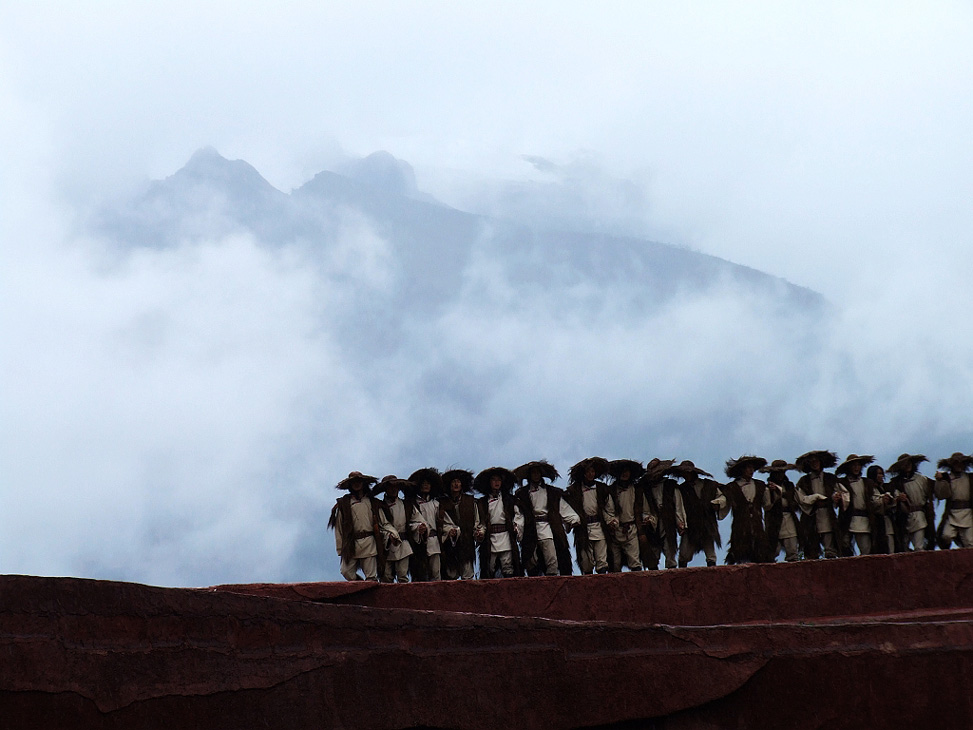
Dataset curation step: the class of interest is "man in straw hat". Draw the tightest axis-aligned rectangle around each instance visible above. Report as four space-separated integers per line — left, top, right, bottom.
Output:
565 457 615 575
474 466 524 578
407 467 445 580
514 460 581 576
889 453 934 551
438 468 484 580
373 475 415 582
867 464 897 553
329 471 400 581
714 455 779 564
835 455 883 556
672 460 723 568
606 459 647 571
934 452 973 549
760 460 803 562
636 458 686 570
794 450 841 559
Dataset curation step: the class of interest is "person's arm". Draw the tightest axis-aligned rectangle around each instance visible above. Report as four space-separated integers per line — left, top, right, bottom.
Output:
712 488 729 520
559 497 581 528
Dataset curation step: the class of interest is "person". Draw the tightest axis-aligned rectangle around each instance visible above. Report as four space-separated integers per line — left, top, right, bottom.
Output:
373 475 415 582
673 460 723 567
514 460 581 576
438 468 484 580
867 464 897 553
715 455 778 564
637 459 685 570
328 471 399 582
407 467 445 580
473 466 524 578
834 455 883 556
606 459 647 571
565 457 614 574
935 452 973 549
795 450 841 559
760 460 803 562
889 453 934 551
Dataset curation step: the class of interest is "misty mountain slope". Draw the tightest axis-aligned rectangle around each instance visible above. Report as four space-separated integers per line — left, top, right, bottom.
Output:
94 148 825 322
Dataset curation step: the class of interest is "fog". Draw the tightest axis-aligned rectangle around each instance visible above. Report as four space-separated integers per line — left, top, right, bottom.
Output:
2 4 972 584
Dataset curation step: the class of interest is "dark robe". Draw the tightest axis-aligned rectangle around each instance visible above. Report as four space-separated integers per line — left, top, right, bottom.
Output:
515 483 574 576
476 492 524 578
437 492 478 577
723 478 775 564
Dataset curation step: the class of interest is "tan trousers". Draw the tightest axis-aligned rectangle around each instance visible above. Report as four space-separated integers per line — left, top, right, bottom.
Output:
578 539 609 574
382 557 410 583
340 555 378 581
610 533 642 571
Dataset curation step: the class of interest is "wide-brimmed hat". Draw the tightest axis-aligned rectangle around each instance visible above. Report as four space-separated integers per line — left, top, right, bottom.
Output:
888 453 927 475
759 459 796 474
569 456 610 485
795 450 837 473
608 459 645 481
442 468 475 493
645 458 676 479
372 474 413 497
514 460 559 484
473 466 516 495
336 471 378 491
725 455 768 479
937 452 973 472
671 460 714 479
408 467 444 497
835 454 875 475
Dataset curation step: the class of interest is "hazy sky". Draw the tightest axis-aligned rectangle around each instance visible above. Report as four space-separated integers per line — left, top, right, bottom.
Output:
3 3 973 584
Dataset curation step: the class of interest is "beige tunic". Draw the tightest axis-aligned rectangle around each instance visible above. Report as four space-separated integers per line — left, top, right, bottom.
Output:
896 474 933 532
485 495 524 553
440 498 483 544
836 478 883 534
796 475 836 533
383 498 414 562
581 485 610 541
935 473 973 529
529 486 581 540
778 489 798 540
335 496 397 559
409 496 442 555
649 484 687 537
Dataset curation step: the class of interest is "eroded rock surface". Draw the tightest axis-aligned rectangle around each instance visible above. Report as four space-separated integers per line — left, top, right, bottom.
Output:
4 550 973 728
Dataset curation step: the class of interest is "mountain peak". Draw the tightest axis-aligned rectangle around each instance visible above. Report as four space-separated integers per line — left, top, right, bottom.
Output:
336 151 418 198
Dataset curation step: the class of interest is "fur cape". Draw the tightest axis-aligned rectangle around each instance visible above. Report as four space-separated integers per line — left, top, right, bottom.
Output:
888 471 936 551
564 478 612 572
677 474 723 551
636 472 680 568
328 493 387 575
796 471 839 559
836 476 883 555
722 478 775 564
476 491 524 578
437 492 478 576
514 483 574 576
762 474 807 554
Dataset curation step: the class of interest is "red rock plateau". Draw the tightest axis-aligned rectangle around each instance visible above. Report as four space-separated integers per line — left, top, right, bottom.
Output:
3 549 973 729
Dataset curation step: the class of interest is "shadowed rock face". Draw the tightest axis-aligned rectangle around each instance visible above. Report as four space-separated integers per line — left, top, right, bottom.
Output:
4 550 973 729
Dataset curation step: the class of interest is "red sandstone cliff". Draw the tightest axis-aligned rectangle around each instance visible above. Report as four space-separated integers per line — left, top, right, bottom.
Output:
3 550 973 728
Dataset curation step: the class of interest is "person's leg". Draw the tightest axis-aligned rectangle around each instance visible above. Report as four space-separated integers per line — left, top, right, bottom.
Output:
539 539 559 575
821 532 838 559
593 539 609 573
339 556 360 581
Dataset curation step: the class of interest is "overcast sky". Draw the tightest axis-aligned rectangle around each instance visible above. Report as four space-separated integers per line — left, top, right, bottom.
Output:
3 3 973 585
